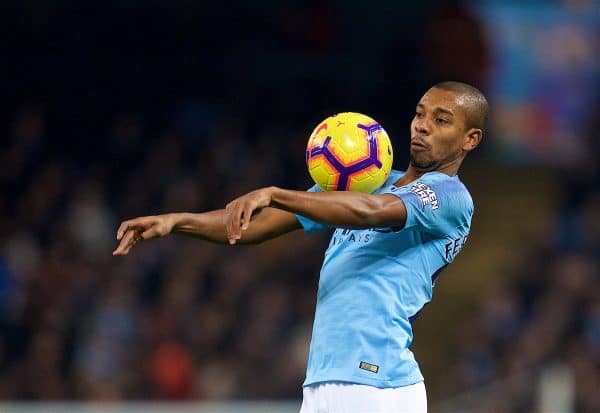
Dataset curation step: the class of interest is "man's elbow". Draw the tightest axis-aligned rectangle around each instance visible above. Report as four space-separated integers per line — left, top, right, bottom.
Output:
354 197 383 227
360 196 406 228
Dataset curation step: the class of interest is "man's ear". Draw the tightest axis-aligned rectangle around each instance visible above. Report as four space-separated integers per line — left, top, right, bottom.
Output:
463 128 483 152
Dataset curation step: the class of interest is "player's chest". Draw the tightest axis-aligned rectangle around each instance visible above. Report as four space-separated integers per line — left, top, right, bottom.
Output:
325 227 418 253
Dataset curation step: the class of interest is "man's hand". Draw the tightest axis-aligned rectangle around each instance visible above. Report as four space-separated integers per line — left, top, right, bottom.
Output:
113 214 176 256
224 187 274 244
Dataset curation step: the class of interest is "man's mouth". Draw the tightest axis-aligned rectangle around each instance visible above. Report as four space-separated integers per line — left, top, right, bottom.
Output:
410 138 429 151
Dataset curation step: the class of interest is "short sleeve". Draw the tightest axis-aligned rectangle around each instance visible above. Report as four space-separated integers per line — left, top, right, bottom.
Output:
386 177 473 236
295 184 331 233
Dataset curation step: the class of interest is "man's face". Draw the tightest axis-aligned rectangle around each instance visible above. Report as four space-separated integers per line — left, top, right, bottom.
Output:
409 87 470 170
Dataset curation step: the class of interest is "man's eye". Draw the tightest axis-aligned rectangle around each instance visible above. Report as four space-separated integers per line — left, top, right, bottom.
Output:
415 112 424 118
436 118 449 124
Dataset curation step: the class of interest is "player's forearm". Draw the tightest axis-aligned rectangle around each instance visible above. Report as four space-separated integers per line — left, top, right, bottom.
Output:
269 187 396 228
170 210 235 244
171 210 286 245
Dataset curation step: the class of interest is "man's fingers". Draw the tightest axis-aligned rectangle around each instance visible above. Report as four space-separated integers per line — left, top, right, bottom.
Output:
225 201 238 237
117 218 145 240
224 197 259 244
117 221 131 240
224 203 234 242
117 216 156 240
112 235 125 255
241 204 253 230
114 217 164 256
113 229 137 255
141 227 158 240
224 201 244 245
232 202 245 239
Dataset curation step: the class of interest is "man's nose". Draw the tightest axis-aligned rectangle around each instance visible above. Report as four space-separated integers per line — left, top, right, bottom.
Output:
413 118 430 135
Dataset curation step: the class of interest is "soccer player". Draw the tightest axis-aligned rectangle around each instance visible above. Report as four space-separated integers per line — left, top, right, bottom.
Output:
113 81 488 413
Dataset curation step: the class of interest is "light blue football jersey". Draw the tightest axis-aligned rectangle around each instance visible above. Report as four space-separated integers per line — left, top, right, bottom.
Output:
296 169 474 388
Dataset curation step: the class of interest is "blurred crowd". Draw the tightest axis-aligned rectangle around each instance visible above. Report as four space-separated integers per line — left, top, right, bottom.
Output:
442 164 600 411
0 0 598 410
0 104 333 399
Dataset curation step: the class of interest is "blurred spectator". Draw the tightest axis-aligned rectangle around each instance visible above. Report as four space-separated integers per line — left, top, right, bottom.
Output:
150 342 194 399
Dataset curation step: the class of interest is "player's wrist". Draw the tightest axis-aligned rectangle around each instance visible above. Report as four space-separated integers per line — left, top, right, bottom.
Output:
267 186 283 207
167 212 186 234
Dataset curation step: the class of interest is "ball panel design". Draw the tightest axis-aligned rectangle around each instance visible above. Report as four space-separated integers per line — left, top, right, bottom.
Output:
306 112 393 193
326 130 370 166
308 154 340 192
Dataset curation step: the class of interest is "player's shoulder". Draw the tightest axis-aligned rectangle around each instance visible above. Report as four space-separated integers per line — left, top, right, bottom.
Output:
394 170 474 212
422 172 472 200
391 170 471 196
416 173 474 227
426 172 473 211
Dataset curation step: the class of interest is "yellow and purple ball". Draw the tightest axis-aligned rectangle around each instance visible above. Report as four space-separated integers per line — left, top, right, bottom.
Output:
306 112 393 193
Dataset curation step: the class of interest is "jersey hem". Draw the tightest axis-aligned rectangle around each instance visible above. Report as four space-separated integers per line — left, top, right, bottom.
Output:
303 371 424 389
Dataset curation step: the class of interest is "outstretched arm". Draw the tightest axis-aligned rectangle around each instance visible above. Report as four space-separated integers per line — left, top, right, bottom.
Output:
113 207 301 255
224 186 407 244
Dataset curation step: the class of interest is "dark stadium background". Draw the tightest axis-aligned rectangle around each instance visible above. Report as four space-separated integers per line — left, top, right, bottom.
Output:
0 1 598 411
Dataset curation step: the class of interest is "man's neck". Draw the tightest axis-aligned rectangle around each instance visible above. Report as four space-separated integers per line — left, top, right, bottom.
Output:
394 159 461 187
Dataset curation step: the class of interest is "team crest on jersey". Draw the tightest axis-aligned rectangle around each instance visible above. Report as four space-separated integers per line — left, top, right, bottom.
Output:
410 182 439 210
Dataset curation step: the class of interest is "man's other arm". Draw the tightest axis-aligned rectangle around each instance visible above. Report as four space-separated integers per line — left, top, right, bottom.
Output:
113 207 301 255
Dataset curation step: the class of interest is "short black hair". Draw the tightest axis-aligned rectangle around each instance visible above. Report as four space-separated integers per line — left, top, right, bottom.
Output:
432 81 489 130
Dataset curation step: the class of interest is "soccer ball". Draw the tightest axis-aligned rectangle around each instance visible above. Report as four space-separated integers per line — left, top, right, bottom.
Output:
306 112 393 193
